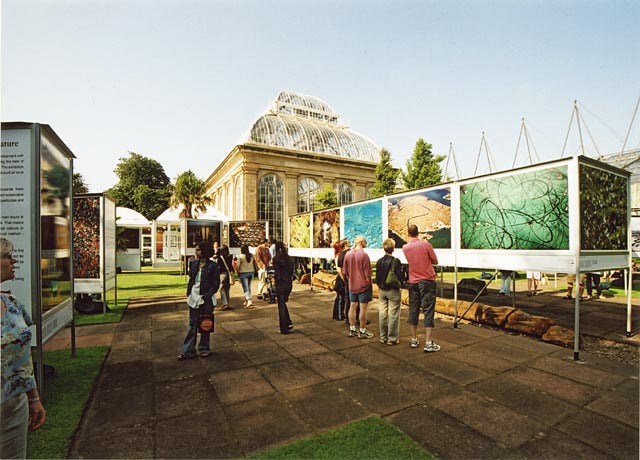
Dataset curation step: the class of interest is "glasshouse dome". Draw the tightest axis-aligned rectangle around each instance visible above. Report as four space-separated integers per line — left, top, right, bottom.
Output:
243 90 381 163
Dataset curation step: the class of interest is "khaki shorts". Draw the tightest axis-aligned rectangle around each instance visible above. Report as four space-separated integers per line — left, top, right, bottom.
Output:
567 273 586 285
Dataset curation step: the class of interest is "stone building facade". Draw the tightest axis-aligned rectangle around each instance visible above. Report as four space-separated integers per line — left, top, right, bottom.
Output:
205 91 381 242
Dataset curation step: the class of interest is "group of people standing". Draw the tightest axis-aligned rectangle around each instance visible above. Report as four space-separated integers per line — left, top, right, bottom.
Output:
333 224 441 353
178 238 295 361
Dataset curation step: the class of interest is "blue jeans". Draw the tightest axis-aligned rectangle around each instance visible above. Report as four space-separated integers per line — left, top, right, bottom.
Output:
408 280 437 328
219 273 231 305
238 272 253 300
181 307 210 357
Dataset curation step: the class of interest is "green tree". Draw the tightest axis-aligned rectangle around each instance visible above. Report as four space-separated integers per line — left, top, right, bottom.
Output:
369 148 400 198
402 138 446 190
73 172 90 195
170 170 212 219
314 184 338 210
107 152 171 220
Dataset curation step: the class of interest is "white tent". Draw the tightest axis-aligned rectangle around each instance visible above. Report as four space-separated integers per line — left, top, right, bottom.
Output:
155 205 229 223
116 207 152 271
153 205 229 265
116 207 151 227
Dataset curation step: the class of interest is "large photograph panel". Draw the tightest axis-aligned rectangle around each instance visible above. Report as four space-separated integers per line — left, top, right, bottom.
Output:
388 188 451 248
229 221 267 248
40 135 72 311
343 199 383 248
289 214 310 249
580 165 628 250
313 209 340 248
185 220 222 253
460 166 569 250
73 197 100 279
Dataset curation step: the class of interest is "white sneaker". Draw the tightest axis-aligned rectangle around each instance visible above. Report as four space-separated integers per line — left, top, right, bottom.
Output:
424 342 441 353
410 338 419 348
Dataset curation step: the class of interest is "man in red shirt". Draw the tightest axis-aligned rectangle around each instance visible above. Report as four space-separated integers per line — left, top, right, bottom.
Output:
402 224 440 352
342 235 373 339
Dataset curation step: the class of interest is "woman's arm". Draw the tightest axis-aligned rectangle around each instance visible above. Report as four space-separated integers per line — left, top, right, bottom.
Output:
26 388 46 431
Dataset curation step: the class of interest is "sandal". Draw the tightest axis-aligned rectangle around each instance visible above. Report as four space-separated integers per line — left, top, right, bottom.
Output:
562 295 573 299
198 351 211 358
177 353 195 361
220 304 229 311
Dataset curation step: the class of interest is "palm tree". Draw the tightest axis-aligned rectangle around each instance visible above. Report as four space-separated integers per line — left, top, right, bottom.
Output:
170 170 212 219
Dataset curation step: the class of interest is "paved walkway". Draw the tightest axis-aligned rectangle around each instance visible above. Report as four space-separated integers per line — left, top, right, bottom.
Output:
53 281 638 459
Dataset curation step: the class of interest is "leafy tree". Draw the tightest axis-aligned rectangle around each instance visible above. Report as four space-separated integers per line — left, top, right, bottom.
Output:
402 138 446 190
369 148 400 198
73 172 90 195
107 152 171 220
170 170 212 219
314 184 338 210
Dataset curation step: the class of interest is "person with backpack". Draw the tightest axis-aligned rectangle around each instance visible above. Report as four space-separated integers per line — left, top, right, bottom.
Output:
375 238 405 345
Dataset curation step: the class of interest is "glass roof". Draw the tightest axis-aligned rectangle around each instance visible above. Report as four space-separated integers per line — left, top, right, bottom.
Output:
242 91 381 163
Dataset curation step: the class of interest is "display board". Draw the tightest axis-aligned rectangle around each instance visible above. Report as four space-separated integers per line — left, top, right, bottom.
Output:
342 199 384 249
1 122 76 389
73 194 117 295
313 208 340 249
182 219 222 256
228 221 268 248
287 156 630 274
388 187 452 249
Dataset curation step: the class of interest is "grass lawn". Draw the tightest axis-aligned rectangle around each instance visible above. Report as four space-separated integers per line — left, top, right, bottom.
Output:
27 346 110 459
250 416 435 460
75 267 187 326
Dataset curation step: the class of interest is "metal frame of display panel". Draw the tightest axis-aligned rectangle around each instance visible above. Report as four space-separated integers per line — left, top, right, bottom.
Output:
1 122 76 393
73 193 117 314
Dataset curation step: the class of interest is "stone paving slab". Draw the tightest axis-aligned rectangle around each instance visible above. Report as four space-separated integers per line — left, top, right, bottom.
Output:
155 375 219 420
505 366 605 406
258 358 326 392
155 408 241 459
284 381 371 430
224 393 312 455
431 390 547 449
556 410 639 460
209 367 275 405
388 405 519 460
70 425 155 459
468 374 578 425
514 428 618 460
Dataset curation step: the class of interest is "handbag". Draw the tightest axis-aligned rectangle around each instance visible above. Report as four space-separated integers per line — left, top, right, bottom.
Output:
220 256 236 285
198 303 215 333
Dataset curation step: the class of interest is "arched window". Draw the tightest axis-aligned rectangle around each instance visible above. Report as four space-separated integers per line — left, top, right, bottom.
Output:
259 174 284 242
298 177 320 213
336 182 354 205
234 177 243 219
226 183 233 219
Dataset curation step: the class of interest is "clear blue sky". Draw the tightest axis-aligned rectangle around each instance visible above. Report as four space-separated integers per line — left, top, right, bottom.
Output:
2 0 639 192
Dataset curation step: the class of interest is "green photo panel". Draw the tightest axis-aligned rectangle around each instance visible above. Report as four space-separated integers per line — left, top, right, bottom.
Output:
343 199 383 248
579 164 628 250
387 188 451 249
313 209 340 248
461 166 569 250
289 214 310 248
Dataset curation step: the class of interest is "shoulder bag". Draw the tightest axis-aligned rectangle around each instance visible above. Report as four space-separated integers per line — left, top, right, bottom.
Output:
220 255 236 285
